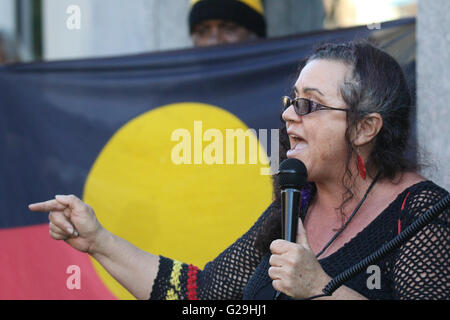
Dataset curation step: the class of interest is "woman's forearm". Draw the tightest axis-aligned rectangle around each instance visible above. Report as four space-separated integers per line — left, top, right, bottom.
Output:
89 228 160 300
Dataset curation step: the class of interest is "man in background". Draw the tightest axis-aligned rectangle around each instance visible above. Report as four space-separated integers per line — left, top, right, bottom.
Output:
189 0 267 47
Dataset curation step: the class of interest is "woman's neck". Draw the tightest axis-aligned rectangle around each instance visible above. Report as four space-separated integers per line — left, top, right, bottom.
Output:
312 174 377 218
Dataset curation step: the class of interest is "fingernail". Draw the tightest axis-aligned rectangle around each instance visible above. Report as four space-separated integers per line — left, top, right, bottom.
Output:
73 230 79 237
67 227 74 234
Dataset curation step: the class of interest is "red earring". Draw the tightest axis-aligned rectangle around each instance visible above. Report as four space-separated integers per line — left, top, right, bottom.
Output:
357 148 366 180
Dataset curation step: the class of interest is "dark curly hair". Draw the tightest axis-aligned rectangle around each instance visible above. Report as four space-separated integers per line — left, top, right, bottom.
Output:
255 40 418 253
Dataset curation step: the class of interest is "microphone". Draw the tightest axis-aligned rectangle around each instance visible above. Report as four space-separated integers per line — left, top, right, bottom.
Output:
278 159 308 242
274 158 308 300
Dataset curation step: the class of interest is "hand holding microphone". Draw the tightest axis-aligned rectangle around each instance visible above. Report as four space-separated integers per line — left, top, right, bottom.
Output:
269 159 330 299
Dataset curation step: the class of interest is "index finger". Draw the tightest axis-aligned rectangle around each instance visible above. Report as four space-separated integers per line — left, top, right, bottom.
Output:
28 199 67 212
55 194 85 211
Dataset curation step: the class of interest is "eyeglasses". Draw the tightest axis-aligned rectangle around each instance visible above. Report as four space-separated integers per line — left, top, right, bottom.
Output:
282 96 348 116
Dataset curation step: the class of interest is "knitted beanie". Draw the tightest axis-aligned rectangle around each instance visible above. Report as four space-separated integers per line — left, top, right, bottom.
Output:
189 0 267 38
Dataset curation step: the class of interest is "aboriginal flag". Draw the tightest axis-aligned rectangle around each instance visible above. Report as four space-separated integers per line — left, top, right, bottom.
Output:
0 19 416 299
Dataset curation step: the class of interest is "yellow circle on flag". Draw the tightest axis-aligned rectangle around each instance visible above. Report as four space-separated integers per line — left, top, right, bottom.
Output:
83 103 273 299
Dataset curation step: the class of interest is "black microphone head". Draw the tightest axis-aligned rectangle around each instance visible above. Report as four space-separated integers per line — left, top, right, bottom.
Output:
278 159 307 189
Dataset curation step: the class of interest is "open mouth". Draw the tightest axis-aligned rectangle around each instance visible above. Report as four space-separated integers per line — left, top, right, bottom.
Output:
289 134 306 147
287 133 307 157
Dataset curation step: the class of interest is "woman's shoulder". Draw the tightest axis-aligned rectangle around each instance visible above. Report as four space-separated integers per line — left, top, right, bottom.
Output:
398 172 448 202
391 172 449 223
384 171 447 203
369 172 447 226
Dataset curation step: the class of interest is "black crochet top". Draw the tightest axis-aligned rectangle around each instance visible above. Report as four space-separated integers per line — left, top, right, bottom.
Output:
149 180 449 300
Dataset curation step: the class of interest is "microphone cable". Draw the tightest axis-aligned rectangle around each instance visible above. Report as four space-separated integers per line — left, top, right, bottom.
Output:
303 193 449 299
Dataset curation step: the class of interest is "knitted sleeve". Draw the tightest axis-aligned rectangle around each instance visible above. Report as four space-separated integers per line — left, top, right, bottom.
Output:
149 202 275 300
391 184 449 299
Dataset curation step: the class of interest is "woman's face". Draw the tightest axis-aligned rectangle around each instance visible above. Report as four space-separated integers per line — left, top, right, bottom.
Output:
282 59 352 183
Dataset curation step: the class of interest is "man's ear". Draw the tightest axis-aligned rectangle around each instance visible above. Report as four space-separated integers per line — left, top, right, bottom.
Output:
353 113 383 147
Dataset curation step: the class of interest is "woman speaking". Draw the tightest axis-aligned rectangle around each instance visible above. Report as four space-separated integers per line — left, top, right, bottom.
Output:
29 41 449 300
